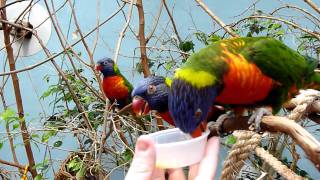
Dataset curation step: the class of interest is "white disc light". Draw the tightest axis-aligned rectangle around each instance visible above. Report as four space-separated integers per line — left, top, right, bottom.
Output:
0 1 52 57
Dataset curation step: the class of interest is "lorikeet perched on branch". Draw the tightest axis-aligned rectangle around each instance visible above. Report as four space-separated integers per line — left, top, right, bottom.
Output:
131 76 225 137
168 37 320 135
95 57 133 108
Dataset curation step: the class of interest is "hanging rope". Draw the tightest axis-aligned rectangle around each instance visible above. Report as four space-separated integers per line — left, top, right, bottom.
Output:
220 131 261 180
255 147 305 180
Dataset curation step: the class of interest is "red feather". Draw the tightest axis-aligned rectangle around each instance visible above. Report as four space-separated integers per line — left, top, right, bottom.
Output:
158 111 175 126
102 76 130 101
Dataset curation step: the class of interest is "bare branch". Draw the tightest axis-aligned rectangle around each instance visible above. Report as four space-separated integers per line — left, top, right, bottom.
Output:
194 0 239 37
114 0 135 64
304 0 320 14
136 0 151 77
234 15 320 40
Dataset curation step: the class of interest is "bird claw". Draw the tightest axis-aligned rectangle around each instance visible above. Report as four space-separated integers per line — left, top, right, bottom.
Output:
248 107 272 132
208 111 235 137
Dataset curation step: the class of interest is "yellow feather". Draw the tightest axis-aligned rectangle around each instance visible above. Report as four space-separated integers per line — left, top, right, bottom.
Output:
165 77 172 87
174 68 216 88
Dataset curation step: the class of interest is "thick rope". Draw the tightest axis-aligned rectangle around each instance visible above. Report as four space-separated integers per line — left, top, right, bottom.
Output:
220 90 319 179
288 89 319 121
220 131 261 180
255 147 305 180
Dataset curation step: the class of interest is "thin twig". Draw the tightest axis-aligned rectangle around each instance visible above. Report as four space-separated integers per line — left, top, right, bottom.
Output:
162 0 182 43
146 0 163 43
304 0 320 14
194 0 239 37
114 0 135 64
234 15 320 40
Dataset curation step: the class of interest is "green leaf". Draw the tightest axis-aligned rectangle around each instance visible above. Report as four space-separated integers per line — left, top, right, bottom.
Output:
12 123 19 130
225 135 237 145
179 41 194 52
41 130 57 143
53 140 63 147
165 61 174 70
34 174 43 180
208 34 221 43
0 142 3 150
67 156 83 172
270 23 281 30
276 29 285 36
1 108 16 122
31 134 40 139
76 166 86 179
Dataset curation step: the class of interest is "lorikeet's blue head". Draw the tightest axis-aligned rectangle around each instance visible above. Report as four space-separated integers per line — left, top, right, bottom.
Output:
95 57 117 77
131 76 170 116
169 79 219 134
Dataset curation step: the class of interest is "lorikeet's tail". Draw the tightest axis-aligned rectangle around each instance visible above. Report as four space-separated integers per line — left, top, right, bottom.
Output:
303 55 320 90
305 72 320 90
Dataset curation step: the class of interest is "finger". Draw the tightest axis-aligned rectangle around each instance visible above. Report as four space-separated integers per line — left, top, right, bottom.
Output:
125 136 156 180
194 137 220 180
167 168 186 180
188 163 199 179
152 168 165 180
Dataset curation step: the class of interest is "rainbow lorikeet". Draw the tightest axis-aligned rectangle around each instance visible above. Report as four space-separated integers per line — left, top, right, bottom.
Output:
168 37 320 135
95 57 133 108
131 76 225 137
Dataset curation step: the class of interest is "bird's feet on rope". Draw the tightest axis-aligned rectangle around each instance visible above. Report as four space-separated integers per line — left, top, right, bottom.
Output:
208 111 235 137
248 107 272 132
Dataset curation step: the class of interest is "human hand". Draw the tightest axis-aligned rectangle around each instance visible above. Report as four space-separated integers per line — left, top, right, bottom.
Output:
125 135 220 180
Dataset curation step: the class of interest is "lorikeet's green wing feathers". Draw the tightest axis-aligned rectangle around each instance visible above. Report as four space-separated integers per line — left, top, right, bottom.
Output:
113 63 133 93
240 37 309 87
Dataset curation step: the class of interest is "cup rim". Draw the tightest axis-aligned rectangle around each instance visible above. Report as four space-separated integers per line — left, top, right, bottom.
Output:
147 128 210 147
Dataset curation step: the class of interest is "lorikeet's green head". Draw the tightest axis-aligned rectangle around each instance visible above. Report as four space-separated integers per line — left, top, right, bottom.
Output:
131 76 171 116
95 57 119 77
169 68 219 134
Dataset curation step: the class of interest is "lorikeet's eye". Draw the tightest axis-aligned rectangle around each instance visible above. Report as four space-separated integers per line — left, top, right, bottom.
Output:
147 85 156 94
103 61 109 65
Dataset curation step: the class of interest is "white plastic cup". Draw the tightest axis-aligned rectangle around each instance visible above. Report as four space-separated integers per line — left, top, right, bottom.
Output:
146 128 210 169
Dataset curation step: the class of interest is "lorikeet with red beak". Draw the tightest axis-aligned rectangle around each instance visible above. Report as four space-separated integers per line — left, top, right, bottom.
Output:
131 76 174 125
131 76 225 137
95 57 133 108
169 37 320 135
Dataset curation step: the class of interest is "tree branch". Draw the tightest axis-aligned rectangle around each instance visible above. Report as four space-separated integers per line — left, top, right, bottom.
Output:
136 0 151 77
304 0 320 14
194 0 239 37
0 1 37 177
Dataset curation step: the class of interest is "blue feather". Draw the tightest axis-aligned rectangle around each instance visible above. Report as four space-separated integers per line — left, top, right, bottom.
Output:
168 79 219 133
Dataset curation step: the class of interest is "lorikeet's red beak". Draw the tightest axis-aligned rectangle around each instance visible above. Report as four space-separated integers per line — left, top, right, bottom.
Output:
190 121 207 138
132 96 150 117
95 64 102 71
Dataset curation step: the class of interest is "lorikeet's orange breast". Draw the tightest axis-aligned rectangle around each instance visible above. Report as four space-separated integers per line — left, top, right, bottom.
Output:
102 76 130 101
215 44 274 104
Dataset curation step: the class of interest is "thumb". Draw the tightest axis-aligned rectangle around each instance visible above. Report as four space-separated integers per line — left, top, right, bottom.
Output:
125 136 156 180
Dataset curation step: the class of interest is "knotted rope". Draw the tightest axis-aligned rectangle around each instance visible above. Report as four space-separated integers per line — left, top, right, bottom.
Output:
220 90 318 179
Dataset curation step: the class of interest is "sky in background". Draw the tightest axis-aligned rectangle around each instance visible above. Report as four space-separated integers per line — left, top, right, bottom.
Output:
0 0 319 178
